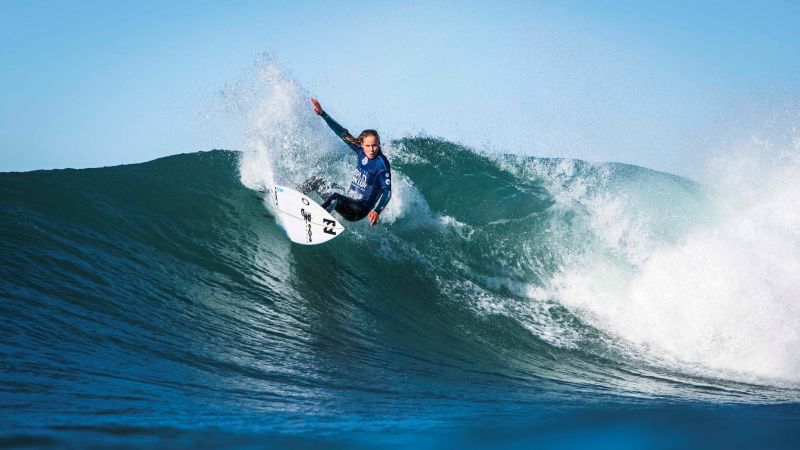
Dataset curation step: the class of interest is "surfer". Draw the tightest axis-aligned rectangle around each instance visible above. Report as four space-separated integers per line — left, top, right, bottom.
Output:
306 98 391 226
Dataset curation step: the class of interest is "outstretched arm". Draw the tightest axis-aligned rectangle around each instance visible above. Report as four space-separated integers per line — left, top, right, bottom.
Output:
311 99 360 152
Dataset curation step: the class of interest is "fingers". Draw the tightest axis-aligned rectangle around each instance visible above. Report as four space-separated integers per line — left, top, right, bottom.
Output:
310 98 322 115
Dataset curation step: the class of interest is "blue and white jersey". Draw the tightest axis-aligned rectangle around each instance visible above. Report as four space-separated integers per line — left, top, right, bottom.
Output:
346 149 391 208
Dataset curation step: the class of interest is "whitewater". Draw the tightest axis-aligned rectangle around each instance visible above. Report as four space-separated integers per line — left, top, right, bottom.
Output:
2 62 799 448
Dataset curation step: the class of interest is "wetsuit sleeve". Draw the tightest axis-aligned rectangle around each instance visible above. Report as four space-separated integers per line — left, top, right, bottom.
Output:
373 170 392 213
373 188 391 213
320 112 360 153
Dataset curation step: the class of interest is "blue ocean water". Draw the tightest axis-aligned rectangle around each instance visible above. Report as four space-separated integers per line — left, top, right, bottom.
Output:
2 134 799 448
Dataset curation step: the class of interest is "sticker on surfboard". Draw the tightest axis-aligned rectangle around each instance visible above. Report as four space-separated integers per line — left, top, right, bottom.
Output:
271 185 345 245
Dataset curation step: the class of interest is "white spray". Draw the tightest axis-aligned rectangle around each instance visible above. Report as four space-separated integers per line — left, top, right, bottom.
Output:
230 57 451 230
543 134 800 386
226 56 339 194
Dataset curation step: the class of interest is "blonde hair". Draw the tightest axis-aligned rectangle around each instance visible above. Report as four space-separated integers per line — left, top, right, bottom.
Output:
343 129 380 147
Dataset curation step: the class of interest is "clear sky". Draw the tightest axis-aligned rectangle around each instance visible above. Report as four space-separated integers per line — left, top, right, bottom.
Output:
1 1 798 175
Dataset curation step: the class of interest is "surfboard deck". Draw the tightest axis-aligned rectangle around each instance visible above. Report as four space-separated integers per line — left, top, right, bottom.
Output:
271 185 345 245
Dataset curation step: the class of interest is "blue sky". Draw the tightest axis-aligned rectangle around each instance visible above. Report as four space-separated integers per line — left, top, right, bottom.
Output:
1 1 798 174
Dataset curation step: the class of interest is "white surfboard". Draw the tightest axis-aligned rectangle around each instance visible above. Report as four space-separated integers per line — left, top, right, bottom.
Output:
271 185 345 245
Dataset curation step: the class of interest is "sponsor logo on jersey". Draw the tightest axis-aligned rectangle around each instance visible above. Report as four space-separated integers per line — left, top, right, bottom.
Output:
350 169 368 189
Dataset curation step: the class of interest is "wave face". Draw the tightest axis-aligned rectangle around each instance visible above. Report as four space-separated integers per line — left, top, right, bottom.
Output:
3 134 800 446
3 62 800 447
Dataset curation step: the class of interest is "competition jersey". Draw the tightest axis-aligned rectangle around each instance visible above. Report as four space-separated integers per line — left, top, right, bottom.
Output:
345 148 391 208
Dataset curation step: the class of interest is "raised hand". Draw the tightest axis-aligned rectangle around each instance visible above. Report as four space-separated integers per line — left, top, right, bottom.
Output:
310 98 324 115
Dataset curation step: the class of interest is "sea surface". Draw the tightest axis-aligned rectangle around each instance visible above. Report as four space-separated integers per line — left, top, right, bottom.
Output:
2 135 799 448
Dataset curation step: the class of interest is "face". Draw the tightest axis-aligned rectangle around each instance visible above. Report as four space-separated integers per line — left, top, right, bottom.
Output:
362 135 380 159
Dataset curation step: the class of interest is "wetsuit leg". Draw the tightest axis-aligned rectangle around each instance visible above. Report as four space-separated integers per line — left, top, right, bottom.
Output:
321 193 369 222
